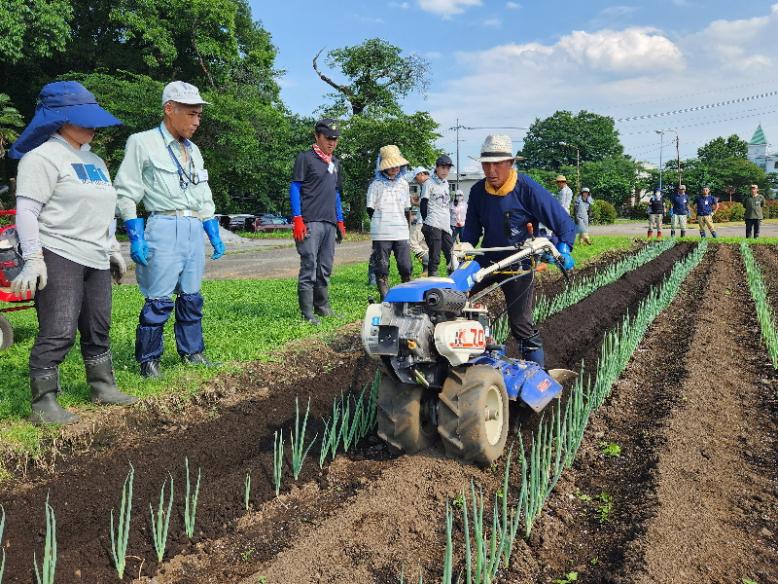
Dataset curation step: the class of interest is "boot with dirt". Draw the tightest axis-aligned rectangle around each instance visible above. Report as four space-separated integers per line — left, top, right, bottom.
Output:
30 368 79 425
313 286 339 317
377 276 390 300
298 288 320 325
647 229 653 239
85 351 138 405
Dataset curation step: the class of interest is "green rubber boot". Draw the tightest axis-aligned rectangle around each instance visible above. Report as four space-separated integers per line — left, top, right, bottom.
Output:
30 369 79 425
85 351 138 406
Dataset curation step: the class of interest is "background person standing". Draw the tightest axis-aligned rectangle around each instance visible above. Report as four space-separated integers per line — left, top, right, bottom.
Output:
695 186 719 238
366 145 412 299
10 81 136 424
289 118 346 324
450 189 467 242
744 184 765 238
554 175 573 215
647 189 665 239
421 154 454 276
409 167 430 276
573 188 593 245
670 184 690 237
115 81 225 379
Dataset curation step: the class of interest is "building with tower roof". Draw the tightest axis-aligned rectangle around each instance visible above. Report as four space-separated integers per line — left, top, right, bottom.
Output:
747 123 778 175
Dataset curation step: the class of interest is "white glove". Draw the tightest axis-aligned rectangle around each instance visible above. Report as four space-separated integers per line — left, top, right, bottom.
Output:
109 236 126 284
452 241 475 256
11 251 47 298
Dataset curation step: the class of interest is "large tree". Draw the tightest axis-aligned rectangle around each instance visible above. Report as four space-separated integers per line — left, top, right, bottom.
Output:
0 94 24 160
697 135 748 165
559 156 646 208
313 38 429 117
520 110 623 170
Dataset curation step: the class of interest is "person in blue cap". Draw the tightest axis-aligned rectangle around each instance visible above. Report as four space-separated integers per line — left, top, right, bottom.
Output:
9 81 137 425
114 81 225 378
461 135 575 368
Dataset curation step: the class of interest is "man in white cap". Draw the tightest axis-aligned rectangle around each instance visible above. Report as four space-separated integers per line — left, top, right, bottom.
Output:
115 81 225 379
461 135 575 368
554 175 573 214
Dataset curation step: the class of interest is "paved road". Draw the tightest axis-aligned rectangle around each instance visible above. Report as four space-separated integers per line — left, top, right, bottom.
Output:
119 238 372 284
118 222 777 284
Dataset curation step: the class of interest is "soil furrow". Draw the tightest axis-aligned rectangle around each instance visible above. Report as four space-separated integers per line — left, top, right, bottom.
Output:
118 244 692 583
622 245 777 584
0 243 687 583
753 244 778 314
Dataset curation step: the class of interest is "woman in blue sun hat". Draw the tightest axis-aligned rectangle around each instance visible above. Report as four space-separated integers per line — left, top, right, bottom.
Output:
9 81 137 425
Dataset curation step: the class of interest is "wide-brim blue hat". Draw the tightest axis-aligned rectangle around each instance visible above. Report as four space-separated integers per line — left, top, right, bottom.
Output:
9 81 122 159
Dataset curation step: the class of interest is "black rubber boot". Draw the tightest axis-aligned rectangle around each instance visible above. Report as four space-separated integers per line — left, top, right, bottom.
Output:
30 369 79 425
140 360 162 379
519 333 545 368
298 288 320 324
377 276 390 300
182 352 220 367
681 230 686 237
670 229 675 237
85 351 137 405
313 286 338 317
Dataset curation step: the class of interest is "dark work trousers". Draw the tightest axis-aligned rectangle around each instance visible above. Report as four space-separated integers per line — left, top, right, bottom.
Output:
372 240 412 280
30 249 111 370
745 219 761 238
422 224 453 277
296 220 336 310
471 270 537 342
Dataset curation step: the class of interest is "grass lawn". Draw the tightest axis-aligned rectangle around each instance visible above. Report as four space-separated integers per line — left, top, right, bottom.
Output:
0 236 635 460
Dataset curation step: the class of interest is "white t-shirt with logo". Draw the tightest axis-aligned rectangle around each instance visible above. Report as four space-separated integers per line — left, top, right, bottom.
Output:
421 175 452 232
367 176 410 241
15 135 117 269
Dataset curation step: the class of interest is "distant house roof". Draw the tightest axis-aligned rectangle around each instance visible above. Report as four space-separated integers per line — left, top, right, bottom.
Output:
750 124 768 145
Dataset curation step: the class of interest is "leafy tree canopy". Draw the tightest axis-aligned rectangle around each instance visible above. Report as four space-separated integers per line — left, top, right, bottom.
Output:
520 110 623 170
0 94 24 159
696 134 748 165
0 0 72 64
313 38 429 117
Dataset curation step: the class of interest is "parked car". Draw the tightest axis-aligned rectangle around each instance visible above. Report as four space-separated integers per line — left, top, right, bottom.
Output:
252 215 293 233
226 214 255 231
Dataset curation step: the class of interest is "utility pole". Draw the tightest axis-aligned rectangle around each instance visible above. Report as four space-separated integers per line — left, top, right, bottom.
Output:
656 130 664 193
675 135 681 188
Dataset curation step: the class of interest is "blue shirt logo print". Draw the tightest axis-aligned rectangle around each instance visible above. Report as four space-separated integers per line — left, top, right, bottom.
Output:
71 163 110 184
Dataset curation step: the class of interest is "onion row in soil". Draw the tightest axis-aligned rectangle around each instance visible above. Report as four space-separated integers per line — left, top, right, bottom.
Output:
0 243 691 583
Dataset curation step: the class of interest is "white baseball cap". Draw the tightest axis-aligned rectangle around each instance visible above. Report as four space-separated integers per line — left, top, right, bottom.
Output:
162 81 211 106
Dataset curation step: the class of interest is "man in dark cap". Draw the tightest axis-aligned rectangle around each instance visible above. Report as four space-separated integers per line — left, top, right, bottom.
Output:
289 118 346 324
421 154 454 276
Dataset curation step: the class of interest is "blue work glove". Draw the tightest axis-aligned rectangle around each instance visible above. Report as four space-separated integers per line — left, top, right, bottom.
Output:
202 218 225 260
124 218 149 266
556 242 575 271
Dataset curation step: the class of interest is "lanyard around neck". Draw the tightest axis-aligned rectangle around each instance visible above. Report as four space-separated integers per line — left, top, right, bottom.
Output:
159 125 197 189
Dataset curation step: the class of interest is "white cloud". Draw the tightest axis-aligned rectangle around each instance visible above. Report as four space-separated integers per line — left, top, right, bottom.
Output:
389 1 410 8
506 1 521 9
482 17 502 28
417 0 481 17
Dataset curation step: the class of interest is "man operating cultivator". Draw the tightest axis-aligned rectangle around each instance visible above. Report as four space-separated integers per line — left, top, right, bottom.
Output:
362 135 577 466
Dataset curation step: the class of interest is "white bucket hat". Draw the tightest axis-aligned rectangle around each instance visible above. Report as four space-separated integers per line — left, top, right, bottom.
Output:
473 134 519 163
162 81 211 106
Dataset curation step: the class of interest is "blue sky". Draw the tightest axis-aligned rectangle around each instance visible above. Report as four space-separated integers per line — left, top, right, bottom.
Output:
253 1 778 171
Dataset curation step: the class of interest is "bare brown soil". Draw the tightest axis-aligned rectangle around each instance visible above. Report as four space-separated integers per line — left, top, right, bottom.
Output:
0 242 721 584
753 244 778 314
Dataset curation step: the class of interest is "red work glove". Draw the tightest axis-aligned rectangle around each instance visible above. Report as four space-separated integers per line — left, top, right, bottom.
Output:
336 221 346 244
292 216 307 242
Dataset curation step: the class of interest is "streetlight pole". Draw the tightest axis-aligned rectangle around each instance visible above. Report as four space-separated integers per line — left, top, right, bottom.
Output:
655 129 679 193
656 130 664 192
559 141 580 193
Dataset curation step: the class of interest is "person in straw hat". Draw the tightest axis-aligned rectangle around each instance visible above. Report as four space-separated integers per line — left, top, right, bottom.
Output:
461 134 576 367
367 145 413 299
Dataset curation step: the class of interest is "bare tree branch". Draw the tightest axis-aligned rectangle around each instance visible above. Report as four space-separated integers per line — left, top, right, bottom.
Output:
313 48 355 102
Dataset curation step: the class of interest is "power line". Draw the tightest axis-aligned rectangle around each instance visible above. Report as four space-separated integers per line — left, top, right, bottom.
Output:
615 89 778 123
621 107 778 135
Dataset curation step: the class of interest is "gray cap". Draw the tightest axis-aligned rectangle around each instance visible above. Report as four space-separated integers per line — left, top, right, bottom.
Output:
162 81 210 106
435 154 454 167
411 166 430 177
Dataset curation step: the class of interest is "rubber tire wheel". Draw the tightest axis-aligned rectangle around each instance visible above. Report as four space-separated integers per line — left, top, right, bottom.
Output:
437 365 509 466
0 315 13 350
377 374 437 454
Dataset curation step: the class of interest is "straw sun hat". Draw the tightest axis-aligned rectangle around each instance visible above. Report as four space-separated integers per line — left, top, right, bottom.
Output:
379 145 409 171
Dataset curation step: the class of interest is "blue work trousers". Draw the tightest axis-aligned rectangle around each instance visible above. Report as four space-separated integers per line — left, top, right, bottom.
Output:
135 215 206 363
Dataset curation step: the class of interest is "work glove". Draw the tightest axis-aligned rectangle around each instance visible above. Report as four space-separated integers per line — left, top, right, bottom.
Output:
556 242 575 271
11 250 47 298
108 236 126 284
292 216 307 242
202 218 225 260
124 218 149 266
336 220 346 244
452 241 475 256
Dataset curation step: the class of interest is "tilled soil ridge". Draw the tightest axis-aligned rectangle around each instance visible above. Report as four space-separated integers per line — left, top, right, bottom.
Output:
622 245 777 584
